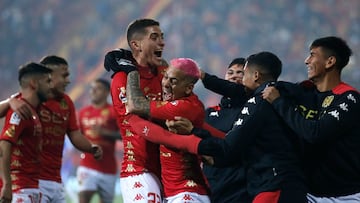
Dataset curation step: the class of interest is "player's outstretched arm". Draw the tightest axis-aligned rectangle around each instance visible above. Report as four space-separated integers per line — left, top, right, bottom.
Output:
0 141 12 202
67 130 103 159
129 115 200 154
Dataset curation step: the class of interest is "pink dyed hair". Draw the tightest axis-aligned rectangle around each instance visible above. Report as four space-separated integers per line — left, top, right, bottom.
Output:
169 58 200 79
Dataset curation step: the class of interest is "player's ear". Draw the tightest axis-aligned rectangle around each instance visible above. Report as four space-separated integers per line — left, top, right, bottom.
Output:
130 39 141 52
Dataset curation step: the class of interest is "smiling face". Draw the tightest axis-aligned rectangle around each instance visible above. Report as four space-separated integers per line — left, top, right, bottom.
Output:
161 66 193 101
225 63 244 84
131 25 165 68
48 64 70 97
304 46 330 81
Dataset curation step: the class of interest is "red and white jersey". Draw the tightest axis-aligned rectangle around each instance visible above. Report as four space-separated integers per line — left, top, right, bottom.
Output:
150 94 209 197
0 100 42 192
78 104 119 174
39 94 79 182
110 66 166 178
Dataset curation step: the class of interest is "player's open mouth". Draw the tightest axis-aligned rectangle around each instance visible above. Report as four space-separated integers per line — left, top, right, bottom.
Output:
154 50 162 57
163 91 172 101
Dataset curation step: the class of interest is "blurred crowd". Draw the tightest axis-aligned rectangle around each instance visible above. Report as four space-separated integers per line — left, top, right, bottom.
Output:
0 0 359 199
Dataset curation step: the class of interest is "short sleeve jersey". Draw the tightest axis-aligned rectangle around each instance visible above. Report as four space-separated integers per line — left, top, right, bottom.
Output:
38 94 79 182
0 101 42 192
149 94 209 197
78 104 119 174
110 66 166 178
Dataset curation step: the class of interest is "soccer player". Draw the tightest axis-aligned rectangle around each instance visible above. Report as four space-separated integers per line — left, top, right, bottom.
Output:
128 52 309 203
104 18 166 202
0 62 53 203
126 58 210 202
0 55 103 203
201 58 251 202
263 36 360 202
77 78 120 203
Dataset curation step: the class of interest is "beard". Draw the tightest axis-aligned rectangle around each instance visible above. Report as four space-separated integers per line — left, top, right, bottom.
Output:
37 91 48 103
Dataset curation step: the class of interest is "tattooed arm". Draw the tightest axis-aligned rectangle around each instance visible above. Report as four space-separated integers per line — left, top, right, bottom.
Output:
126 71 151 117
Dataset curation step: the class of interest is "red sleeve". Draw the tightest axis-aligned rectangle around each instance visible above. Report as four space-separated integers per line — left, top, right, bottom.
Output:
110 72 128 117
64 94 80 133
150 99 200 122
0 110 26 144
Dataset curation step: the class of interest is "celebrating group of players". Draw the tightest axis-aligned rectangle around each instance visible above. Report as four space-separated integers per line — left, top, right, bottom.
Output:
1 17 359 203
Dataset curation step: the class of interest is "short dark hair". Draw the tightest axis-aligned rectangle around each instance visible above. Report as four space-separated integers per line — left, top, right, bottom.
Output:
228 58 246 68
310 36 352 71
126 18 160 46
18 62 53 83
40 55 68 66
95 78 110 91
246 52 282 80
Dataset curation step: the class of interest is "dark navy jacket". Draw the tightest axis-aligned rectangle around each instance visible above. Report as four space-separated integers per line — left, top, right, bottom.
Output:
201 73 251 203
198 82 308 202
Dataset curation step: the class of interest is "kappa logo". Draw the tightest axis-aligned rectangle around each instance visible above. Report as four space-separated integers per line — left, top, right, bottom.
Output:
170 100 179 106
133 181 144 189
248 97 256 104
209 111 219 117
133 193 145 201
234 118 243 126
339 102 349 112
182 194 194 200
328 110 340 121
347 93 357 103
241 107 250 115
142 126 149 136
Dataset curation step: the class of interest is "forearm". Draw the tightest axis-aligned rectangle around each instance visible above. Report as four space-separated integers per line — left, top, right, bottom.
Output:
0 142 12 185
129 115 201 154
202 73 245 98
126 71 150 116
68 130 93 153
100 129 121 140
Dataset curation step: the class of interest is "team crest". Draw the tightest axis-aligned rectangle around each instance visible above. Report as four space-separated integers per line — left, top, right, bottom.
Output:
60 99 68 109
322 95 334 108
101 109 110 116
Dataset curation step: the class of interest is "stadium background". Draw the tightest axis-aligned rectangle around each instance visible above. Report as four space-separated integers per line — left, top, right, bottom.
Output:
0 0 359 202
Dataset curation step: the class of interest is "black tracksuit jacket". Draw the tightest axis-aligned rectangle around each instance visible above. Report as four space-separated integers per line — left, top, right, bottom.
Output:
197 80 308 203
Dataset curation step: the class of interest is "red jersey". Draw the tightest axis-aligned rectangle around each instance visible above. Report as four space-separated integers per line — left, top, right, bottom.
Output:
78 104 119 174
110 66 166 178
0 101 42 192
39 94 79 182
149 94 209 197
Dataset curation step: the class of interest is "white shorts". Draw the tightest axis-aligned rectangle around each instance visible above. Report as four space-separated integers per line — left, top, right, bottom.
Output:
120 172 162 203
13 188 41 203
76 166 117 203
165 192 210 203
307 192 360 203
39 179 66 203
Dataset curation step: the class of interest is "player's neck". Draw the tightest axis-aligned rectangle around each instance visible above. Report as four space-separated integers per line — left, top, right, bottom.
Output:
314 72 341 92
20 90 40 108
92 101 107 109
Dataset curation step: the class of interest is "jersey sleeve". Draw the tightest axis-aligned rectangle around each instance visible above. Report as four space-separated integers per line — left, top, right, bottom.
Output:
198 100 267 166
202 73 246 99
64 95 80 133
0 111 26 144
272 90 360 144
110 72 128 117
149 99 200 122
